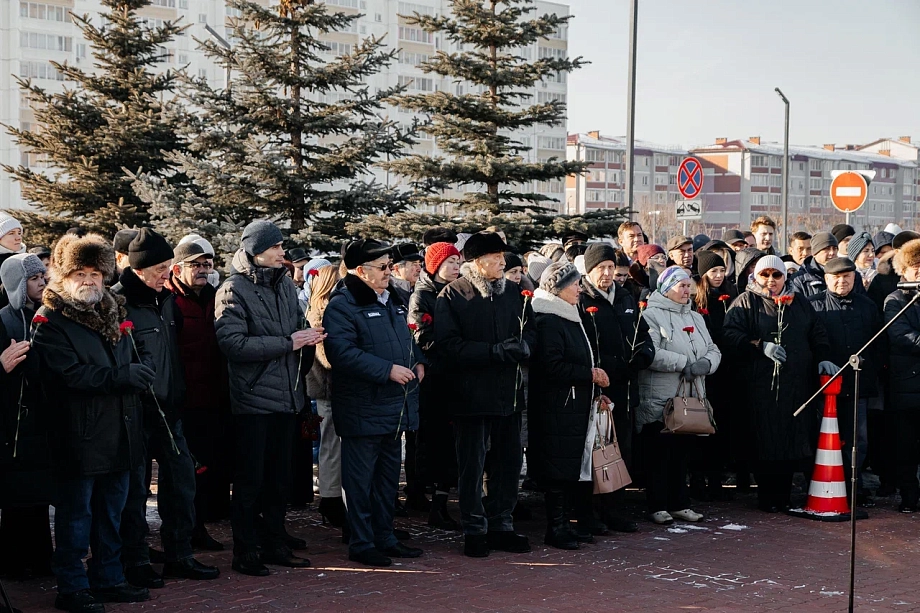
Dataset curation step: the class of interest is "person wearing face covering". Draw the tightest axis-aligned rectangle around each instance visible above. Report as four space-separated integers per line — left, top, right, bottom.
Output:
722 255 832 513
637 266 720 525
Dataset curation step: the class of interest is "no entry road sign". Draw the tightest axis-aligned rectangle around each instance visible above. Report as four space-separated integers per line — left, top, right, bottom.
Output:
829 171 868 213
678 157 704 200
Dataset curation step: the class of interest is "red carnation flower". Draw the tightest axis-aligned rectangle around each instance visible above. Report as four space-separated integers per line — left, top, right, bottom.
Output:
638 301 648 309
586 306 599 314
683 326 695 334
407 323 418 331
421 313 433 325
119 321 135 335
718 294 731 302
195 465 209 476
32 314 48 325
699 308 709 315
308 268 319 277
521 290 534 298
773 295 794 306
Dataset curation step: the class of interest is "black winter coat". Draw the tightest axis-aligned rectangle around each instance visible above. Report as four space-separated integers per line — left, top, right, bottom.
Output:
577 278 653 413
809 290 883 402
0 304 53 506
868 258 899 314
33 288 144 478
529 293 594 482
215 250 311 416
722 290 830 462
435 272 536 417
323 274 424 437
408 273 444 362
884 288 920 410
792 256 867 299
113 269 186 421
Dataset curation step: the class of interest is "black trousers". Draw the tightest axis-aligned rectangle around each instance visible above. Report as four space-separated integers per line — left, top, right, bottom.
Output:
894 411 920 506
0 505 52 574
182 409 232 524
230 413 295 556
640 421 690 513
754 460 796 509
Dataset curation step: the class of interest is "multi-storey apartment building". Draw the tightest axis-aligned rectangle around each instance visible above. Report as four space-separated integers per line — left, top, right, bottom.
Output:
690 137 920 236
565 131 687 243
0 0 571 213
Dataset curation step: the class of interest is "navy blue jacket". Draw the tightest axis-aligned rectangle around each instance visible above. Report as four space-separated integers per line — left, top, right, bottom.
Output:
323 274 424 437
792 256 866 298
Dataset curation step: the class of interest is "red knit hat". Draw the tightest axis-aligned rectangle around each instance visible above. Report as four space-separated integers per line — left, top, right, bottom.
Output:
425 242 461 275
636 243 665 266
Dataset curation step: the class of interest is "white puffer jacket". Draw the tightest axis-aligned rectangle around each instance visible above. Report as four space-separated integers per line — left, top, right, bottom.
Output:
637 290 721 432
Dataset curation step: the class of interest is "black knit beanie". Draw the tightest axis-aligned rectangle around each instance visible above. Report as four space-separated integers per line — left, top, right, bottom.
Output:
128 228 174 269
583 242 618 274
695 250 726 277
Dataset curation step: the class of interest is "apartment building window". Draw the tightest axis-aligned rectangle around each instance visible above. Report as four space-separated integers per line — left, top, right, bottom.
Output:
809 159 822 171
20 2 68 22
750 155 769 167
544 71 566 84
537 180 563 194
655 192 667 204
20 32 72 51
641 175 648 186
326 0 360 7
654 174 668 185
549 24 567 40
321 41 353 56
537 91 566 104
226 6 241 16
178 53 188 64
397 50 429 66
585 149 604 162
178 0 187 8
20 60 66 81
150 0 175 7
398 2 435 16
809 178 823 190
537 46 566 60
586 190 605 202
798 162 805 171
587 169 605 182
668 156 679 166
198 13 207 22
609 171 621 184
398 26 432 44
668 174 676 185
198 68 207 78
397 75 434 92
610 151 623 164
538 136 565 151
141 17 166 29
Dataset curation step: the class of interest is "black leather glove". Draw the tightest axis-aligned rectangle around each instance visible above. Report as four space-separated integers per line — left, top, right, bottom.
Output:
127 364 156 390
491 338 530 363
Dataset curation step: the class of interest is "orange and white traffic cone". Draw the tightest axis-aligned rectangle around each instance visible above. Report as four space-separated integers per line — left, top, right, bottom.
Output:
788 375 867 521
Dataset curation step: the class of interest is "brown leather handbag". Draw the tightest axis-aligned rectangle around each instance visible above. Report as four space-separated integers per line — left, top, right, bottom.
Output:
663 379 716 435
592 409 631 494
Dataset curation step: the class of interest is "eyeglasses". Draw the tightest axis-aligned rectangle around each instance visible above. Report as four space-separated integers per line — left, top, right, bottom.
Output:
184 261 215 270
758 271 784 280
362 261 391 272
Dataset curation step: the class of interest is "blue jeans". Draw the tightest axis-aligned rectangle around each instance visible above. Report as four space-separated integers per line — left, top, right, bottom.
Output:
340 434 401 556
454 413 522 536
121 417 197 566
53 471 130 594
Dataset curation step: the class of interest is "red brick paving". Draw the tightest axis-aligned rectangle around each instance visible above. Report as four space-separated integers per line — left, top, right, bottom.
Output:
6 489 920 612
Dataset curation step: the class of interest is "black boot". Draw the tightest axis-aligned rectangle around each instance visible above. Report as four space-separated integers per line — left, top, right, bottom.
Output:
191 525 224 551
544 491 578 550
318 496 347 528
427 492 460 531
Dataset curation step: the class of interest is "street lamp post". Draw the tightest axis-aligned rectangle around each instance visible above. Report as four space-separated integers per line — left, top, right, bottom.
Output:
624 0 638 220
205 23 232 89
650 210 660 244
775 87 790 252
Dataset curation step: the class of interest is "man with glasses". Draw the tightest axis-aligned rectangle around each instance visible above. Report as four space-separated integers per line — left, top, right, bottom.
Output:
114 229 220 588
167 241 230 553
666 236 695 272
323 239 425 567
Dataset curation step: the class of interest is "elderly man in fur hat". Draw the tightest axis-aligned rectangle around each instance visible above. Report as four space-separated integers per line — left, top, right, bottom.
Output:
435 231 537 558
33 234 152 613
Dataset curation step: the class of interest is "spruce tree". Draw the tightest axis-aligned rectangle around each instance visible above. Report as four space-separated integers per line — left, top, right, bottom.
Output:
384 0 588 215
2 0 186 245
138 0 416 251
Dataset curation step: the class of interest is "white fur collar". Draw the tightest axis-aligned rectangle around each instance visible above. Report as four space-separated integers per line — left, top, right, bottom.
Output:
531 288 582 323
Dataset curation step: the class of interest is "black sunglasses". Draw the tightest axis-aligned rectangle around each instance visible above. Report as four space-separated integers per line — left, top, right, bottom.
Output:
757 270 784 280
362 261 391 272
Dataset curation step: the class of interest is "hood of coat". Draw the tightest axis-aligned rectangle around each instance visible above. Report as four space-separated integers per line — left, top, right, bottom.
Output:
414 270 445 296
531 288 582 323
465 265 506 298
42 282 127 345
647 289 691 314
230 248 287 288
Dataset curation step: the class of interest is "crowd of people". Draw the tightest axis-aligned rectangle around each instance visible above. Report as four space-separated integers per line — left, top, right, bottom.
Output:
0 210 917 613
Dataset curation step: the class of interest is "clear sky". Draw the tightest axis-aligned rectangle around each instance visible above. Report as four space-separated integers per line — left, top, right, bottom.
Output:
563 0 920 149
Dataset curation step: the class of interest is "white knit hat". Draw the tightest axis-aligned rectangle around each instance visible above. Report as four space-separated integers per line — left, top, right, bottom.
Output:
0 213 22 238
754 254 786 278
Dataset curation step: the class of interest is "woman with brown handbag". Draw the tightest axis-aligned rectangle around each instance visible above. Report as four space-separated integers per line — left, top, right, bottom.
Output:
529 263 611 549
638 266 721 525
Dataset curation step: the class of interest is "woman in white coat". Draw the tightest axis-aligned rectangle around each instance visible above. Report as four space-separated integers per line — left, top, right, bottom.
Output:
638 266 721 525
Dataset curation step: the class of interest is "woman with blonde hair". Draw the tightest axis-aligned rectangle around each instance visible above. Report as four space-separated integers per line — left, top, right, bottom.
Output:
306 265 346 528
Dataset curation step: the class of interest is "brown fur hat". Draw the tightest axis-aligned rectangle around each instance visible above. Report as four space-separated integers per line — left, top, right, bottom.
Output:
51 233 116 281
894 238 920 275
